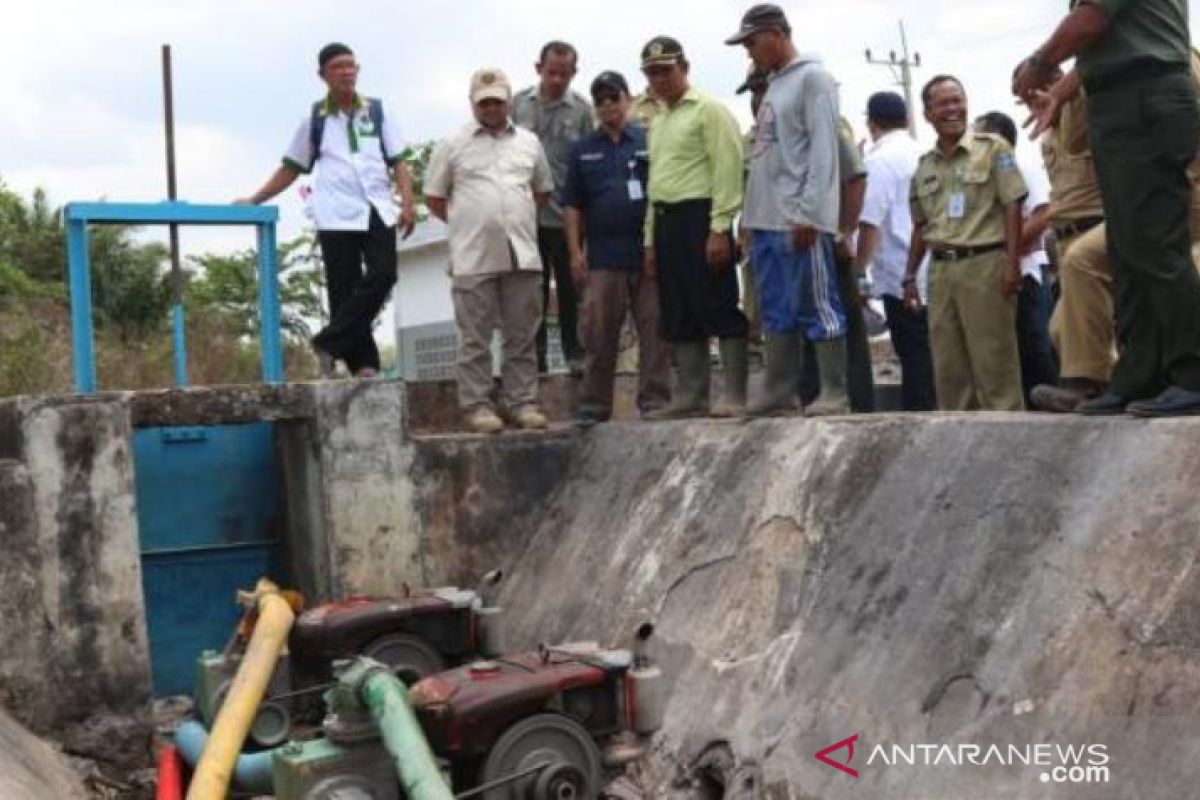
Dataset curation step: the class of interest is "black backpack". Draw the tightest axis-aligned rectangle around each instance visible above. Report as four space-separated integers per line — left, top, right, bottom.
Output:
308 97 388 169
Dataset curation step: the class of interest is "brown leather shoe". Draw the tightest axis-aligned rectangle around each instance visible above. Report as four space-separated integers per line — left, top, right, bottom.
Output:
1030 378 1105 413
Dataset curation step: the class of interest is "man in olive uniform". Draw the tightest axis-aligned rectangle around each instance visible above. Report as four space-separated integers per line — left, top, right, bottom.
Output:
903 75 1028 411
1015 0 1200 416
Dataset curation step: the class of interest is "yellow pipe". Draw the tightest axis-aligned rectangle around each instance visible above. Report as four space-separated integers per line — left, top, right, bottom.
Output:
186 579 295 800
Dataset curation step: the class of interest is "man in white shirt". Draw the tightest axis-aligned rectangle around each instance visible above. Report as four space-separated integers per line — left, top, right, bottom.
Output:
425 68 555 434
853 92 936 410
238 43 416 378
975 112 1059 406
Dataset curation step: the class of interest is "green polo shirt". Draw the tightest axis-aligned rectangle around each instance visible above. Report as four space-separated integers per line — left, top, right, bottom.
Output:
1075 0 1190 83
645 87 744 238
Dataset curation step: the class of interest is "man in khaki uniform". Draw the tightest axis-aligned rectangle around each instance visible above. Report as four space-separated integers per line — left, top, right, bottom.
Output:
425 69 555 434
1029 52 1200 412
903 75 1028 411
1027 72 1109 412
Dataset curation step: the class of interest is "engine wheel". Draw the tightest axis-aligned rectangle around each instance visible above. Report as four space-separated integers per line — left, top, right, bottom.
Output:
478 713 603 800
361 632 445 685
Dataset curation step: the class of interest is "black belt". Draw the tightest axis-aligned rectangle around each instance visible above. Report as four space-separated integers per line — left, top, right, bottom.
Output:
1083 59 1188 95
1052 216 1104 240
652 199 710 215
930 242 1004 262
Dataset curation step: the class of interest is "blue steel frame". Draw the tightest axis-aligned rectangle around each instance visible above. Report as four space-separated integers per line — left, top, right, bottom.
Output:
65 202 282 393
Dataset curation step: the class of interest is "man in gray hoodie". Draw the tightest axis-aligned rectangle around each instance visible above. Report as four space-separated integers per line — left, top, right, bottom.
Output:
727 3 848 416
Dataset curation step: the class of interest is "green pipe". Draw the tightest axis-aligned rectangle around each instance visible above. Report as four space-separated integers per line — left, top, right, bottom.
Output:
335 658 453 800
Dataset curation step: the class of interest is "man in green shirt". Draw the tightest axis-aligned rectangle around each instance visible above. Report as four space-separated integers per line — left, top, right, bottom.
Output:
640 36 748 418
1014 0 1200 416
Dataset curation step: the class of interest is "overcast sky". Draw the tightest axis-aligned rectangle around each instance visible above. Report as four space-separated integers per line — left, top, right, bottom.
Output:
4 0 1198 257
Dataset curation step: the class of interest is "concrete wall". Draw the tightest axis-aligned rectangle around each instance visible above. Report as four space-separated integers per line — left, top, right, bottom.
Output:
412 415 1200 800
0 381 421 743
0 708 87 799
0 395 150 736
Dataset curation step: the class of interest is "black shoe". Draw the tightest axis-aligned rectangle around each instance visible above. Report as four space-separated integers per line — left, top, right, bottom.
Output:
1126 386 1200 418
1075 390 1129 416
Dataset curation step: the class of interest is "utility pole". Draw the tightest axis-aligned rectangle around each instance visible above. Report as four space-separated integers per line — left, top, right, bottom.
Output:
865 21 921 138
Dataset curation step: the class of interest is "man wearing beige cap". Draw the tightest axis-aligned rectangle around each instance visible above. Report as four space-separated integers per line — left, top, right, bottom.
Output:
425 69 555 434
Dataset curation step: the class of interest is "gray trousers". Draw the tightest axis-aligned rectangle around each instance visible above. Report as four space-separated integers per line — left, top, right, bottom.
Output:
452 271 542 410
578 270 671 417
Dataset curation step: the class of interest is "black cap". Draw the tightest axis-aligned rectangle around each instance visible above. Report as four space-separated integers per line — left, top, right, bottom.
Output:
866 91 908 123
591 70 630 99
724 4 790 45
318 42 354 70
736 64 769 95
641 36 685 68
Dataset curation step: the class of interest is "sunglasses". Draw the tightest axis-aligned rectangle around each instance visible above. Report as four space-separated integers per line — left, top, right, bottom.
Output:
594 92 622 107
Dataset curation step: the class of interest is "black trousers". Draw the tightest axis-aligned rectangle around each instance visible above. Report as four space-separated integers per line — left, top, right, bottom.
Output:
654 200 748 342
1015 271 1059 406
314 208 397 373
882 294 937 411
798 252 875 411
1088 67 1200 397
535 226 582 371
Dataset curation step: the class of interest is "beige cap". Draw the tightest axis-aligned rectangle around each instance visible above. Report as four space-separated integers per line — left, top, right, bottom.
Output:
470 68 511 103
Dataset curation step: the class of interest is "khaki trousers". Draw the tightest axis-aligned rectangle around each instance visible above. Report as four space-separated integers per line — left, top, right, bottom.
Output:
1048 225 1115 383
578 270 671 416
452 271 541 410
928 251 1023 411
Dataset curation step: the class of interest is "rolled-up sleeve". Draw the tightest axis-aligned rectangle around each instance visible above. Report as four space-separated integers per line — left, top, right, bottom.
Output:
381 103 406 165
283 115 313 174
703 102 745 232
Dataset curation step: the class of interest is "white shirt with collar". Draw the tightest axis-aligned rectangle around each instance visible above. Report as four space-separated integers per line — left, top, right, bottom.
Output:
424 120 554 279
860 129 928 301
284 95 405 231
1017 152 1051 282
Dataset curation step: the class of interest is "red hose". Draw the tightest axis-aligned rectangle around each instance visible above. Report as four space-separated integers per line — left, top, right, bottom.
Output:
155 744 185 800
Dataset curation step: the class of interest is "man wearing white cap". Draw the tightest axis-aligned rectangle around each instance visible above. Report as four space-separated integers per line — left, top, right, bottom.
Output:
425 69 555 434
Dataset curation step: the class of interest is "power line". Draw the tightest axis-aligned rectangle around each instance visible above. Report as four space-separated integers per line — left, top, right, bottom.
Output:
865 20 921 138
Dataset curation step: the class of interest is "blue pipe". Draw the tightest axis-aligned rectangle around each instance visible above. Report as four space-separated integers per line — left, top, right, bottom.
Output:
173 720 275 795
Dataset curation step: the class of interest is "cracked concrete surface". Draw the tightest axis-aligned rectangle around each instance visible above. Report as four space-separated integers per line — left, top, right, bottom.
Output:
416 414 1200 799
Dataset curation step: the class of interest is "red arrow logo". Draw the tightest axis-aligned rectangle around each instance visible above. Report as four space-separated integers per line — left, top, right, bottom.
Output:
815 734 860 778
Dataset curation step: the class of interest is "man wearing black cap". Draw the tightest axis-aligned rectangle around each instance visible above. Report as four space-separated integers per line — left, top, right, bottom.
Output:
238 43 415 379
562 71 671 424
853 91 937 411
728 4 848 416
640 36 748 419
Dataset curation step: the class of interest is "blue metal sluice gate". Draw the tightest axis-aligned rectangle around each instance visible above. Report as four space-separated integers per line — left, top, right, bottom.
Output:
64 201 290 695
133 423 285 696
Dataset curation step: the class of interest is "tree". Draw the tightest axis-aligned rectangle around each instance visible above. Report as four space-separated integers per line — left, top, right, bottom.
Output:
401 140 436 219
185 233 325 341
0 178 172 337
